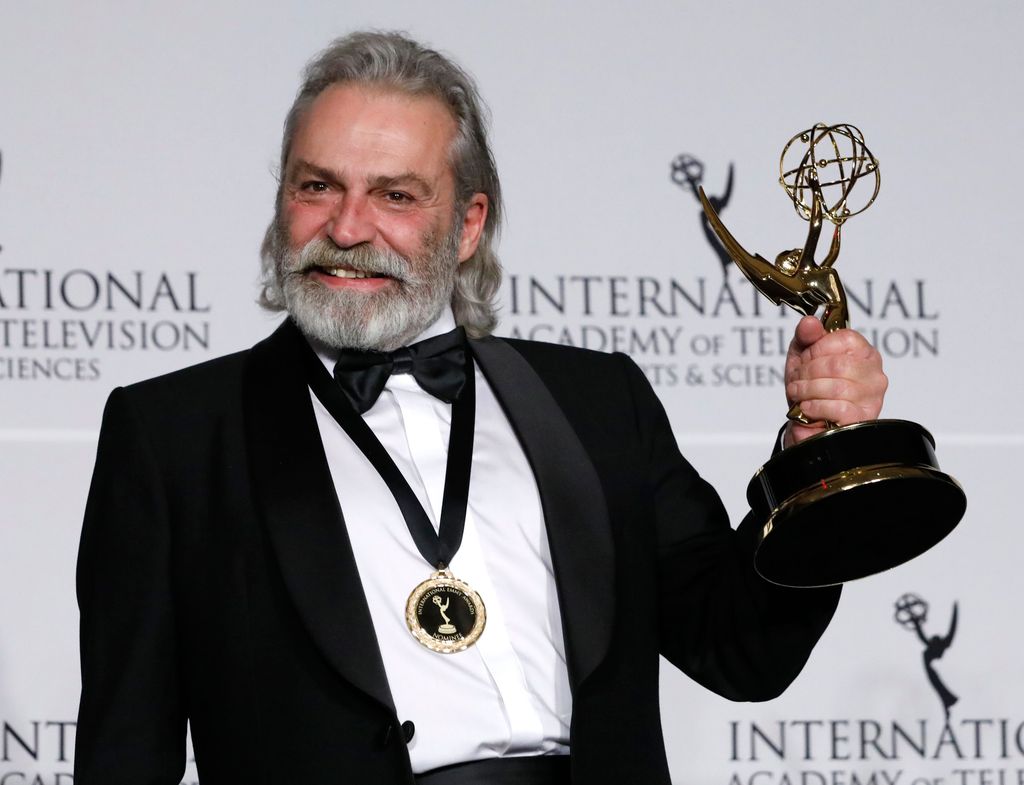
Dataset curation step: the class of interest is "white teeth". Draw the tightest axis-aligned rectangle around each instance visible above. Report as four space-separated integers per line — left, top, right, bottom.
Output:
325 268 372 279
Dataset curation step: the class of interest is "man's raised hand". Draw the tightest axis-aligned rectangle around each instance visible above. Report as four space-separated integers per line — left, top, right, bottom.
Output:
783 315 888 447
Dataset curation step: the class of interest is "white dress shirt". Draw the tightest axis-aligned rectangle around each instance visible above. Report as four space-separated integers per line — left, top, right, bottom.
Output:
310 312 572 773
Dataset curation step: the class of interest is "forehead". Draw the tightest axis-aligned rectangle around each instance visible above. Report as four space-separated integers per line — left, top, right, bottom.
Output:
288 83 459 181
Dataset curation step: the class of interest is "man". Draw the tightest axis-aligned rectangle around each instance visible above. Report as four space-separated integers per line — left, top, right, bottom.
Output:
75 31 887 785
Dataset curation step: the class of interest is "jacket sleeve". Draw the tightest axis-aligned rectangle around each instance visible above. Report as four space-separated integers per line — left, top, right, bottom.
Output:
619 353 841 701
75 387 186 784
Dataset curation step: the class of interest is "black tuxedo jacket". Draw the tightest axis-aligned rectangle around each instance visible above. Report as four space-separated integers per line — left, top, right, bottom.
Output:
75 320 839 785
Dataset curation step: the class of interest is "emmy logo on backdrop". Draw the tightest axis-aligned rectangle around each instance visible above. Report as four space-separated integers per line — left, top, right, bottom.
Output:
671 153 735 277
894 593 959 721
697 123 966 587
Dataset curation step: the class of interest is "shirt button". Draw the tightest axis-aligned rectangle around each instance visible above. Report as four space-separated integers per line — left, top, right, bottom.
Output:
401 720 416 743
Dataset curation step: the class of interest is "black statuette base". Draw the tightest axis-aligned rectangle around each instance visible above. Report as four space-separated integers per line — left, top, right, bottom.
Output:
749 420 966 588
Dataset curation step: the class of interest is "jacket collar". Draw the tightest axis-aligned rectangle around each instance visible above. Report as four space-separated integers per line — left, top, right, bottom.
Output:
470 336 615 691
243 319 397 713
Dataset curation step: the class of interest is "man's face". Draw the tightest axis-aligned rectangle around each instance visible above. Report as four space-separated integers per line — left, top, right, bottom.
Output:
274 83 487 351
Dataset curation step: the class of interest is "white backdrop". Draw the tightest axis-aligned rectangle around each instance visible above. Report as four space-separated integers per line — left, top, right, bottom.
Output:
1 2 1021 783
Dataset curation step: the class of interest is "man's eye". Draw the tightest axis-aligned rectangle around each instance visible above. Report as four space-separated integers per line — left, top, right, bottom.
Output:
300 181 329 193
385 191 411 203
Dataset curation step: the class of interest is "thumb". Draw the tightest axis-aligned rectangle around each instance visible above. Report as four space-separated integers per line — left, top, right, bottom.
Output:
790 315 826 357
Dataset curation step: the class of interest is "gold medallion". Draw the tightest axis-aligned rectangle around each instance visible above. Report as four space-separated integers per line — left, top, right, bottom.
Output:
405 568 486 653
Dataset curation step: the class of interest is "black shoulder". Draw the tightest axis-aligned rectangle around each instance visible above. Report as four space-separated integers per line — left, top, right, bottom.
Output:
120 348 250 409
497 335 615 364
493 336 633 389
481 336 658 443
110 347 253 438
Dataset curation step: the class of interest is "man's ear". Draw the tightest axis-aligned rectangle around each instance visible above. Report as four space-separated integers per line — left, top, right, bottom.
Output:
457 193 489 263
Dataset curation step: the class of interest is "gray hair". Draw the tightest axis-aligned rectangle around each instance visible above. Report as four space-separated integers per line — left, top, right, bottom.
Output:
259 30 503 337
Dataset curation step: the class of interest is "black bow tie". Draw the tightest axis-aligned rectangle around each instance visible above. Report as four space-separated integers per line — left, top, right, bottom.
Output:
332 327 469 414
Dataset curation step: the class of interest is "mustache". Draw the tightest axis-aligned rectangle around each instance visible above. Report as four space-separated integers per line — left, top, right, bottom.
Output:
285 239 413 281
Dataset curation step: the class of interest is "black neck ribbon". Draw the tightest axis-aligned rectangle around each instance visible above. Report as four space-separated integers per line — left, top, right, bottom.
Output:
300 332 476 571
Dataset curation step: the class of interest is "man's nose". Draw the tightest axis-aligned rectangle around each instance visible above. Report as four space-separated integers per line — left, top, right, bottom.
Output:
326 194 376 249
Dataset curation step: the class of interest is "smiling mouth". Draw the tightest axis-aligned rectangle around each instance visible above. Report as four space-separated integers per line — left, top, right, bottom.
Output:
313 266 392 280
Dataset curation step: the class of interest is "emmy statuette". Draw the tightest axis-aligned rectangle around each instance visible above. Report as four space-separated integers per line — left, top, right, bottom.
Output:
699 123 966 588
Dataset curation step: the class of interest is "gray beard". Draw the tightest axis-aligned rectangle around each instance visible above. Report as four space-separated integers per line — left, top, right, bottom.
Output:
276 229 461 352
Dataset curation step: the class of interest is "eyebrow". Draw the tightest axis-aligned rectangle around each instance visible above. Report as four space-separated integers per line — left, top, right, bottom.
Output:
289 159 436 197
367 172 435 197
289 160 342 185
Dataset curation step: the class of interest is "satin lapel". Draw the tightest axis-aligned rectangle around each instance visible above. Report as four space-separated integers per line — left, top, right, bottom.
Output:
243 320 395 714
470 337 615 691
